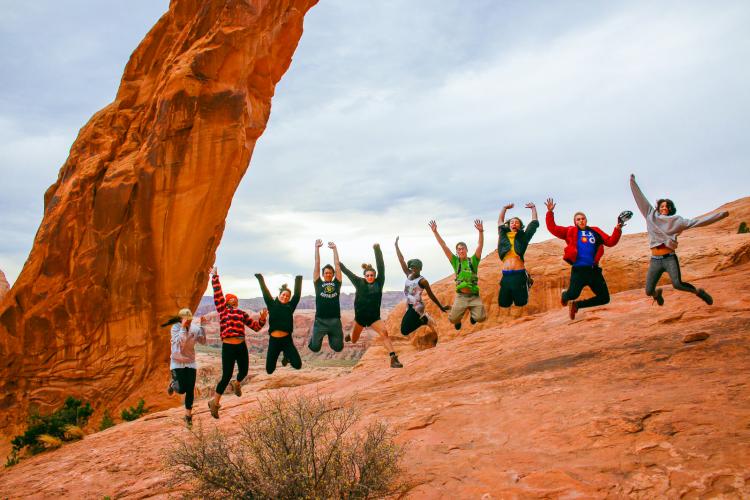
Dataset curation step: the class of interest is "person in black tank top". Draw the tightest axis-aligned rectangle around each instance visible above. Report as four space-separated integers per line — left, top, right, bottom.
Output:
340 243 403 368
309 239 344 353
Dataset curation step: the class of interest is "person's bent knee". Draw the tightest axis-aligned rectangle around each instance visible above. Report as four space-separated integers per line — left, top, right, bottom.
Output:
307 342 321 353
291 360 302 370
330 343 343 353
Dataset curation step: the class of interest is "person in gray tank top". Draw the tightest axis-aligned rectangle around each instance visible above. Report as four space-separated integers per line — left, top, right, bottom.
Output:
395 236 450 340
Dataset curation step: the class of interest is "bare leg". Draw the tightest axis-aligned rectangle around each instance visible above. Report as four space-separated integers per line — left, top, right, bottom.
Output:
369 320 395 353
351 322 364 344
426 316 439 340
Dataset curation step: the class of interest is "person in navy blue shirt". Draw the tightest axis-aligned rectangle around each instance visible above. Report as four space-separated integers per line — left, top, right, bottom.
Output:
545 198 623 319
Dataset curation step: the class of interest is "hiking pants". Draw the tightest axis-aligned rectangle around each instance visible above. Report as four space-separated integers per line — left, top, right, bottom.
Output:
645 253 696 296
266 335 302 374
216 341 249 394
563 266 610 309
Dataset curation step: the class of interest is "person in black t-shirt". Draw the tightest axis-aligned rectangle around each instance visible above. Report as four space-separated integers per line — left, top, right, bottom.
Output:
309 239 344 352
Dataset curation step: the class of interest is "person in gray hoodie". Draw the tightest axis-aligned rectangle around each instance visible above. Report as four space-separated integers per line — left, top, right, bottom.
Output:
167 308 207 427
630 174 728 306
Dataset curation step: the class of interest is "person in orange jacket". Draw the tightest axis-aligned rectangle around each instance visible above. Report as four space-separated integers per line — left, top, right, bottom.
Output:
545 198 626 320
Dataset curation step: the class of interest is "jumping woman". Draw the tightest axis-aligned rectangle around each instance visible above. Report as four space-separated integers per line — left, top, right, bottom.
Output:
310 239 344 353
166 308 207 427
340 243 403 368
429 219 487 330
630 174 728 306
394 236 449 340
545 199 626 320
255 273 304 374
497 202 539 308
208 267 267 419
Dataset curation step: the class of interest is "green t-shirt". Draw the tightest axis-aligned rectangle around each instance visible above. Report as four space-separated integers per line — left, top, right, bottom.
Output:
450 254 480 293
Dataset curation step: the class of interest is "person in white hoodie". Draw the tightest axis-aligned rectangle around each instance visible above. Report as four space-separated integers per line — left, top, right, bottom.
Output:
167 308 207 427
630 174 728 306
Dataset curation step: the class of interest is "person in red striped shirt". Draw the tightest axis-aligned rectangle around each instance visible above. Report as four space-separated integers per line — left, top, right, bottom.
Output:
207 266 267 419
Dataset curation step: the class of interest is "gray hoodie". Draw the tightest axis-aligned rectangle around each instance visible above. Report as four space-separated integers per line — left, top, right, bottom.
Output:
170 323 207 369
630 176 728 250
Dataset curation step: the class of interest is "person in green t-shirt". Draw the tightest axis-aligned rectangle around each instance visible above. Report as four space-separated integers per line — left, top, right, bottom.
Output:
429 219 487 330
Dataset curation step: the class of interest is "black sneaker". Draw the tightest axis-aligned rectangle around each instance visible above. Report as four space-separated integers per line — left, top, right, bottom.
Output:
696 288 713 305
561 290 568 307
470 317 477 325
454 322 462 330
390 354 403 368
184 415 193 428
167 382 175 396
345 334 351 343
654 288 664 306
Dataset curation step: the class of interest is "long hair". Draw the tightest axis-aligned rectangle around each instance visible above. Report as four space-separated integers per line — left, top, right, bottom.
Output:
655 198 677 216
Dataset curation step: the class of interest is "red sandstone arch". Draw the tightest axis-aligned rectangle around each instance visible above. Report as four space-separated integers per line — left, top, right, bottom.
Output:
0 0 319 434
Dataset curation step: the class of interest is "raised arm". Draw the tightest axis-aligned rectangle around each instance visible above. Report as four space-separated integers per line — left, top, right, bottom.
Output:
629 174 653 218
394 236 409 275
313 239 322 281
196 316 208 345
525 202 540 239
544 198 568 239
339 260 361 286
429 220 454 262
254 273 273 306
211 267 226 316
374 244 385 284
498 203 513 226
290 275 303 309
682 210 729 230
474 219 484 259
420 278 450 312
329 241 342 282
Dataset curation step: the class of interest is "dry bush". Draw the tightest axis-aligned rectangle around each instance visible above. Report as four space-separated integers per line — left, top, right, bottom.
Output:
37 435 63 450
167 393 403 499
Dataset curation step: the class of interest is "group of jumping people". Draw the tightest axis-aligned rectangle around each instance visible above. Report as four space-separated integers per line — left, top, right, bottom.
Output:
165 175 729 424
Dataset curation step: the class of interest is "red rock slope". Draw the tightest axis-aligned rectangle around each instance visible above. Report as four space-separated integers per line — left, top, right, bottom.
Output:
0 0 318 434
1 208 748 498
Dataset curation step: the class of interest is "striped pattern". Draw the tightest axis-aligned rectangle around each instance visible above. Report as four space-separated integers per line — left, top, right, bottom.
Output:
212 274 265 339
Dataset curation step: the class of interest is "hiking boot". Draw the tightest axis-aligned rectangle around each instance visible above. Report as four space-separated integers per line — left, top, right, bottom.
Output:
654 288 664 306
561 290 568 307
470 317 477 325
454 322 462 330
208 399 220 419
184 415 193 429
231 380 242 397
167 381 175 396
390 354 403 368
568 301 578 320
696 288 713 305
281 356 289 367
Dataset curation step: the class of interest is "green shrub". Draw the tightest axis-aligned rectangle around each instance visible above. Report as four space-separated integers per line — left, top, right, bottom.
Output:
8 397 93 462
121 399 148 421
99 410 116 431
167 393 404 499
739 222 749 234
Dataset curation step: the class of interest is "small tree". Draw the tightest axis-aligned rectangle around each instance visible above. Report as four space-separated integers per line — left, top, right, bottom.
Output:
99 410 116 431
739 222 749 234
168 393 404 499
121 399 148 421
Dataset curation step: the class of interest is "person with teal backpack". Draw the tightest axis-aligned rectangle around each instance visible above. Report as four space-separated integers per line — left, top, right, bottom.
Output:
429 219 487 330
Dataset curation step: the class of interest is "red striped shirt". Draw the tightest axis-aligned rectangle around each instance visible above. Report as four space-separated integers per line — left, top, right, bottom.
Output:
212 274 265 339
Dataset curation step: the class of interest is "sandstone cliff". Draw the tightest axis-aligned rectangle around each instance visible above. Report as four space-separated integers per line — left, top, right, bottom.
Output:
1 202 748 498
0 270 9 302
0 0 318 434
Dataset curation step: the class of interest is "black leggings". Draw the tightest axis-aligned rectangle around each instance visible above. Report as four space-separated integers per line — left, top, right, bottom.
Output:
562 266 610 309
645 253 696 296
400 305 428 335
216 341 249 394
266 335 302 374
171 368 197 410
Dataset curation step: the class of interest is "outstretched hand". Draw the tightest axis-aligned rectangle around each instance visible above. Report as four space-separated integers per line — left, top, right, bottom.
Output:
630 173 635 181
474 219 484 232
428 220 438 232
259 309 268 321
315 239 323 248
525 202 536 209
373 243 380 249
395 236 400 246
210 265 217 276
545 198 556 211
503 203 514 210
254 273 263 280
327 241 337 249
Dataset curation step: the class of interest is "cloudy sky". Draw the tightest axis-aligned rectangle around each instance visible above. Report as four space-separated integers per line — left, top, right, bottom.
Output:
1 1 749 299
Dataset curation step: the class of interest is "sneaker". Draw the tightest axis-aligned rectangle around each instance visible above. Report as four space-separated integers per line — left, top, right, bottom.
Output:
390 354 403 368
231 380 242 397
470 317 477 325
696 288 713 305
654 288 664 306
568 301 578 320
281 356 289 367
167 382 175 396
208 399 220 419
184 415 193 429
345 334 351 343
561 290 568 307
454 322 462 330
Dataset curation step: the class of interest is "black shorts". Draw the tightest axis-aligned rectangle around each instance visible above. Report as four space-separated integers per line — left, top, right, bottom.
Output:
355 309 381 328
400 305 428 335
498 270 529 307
